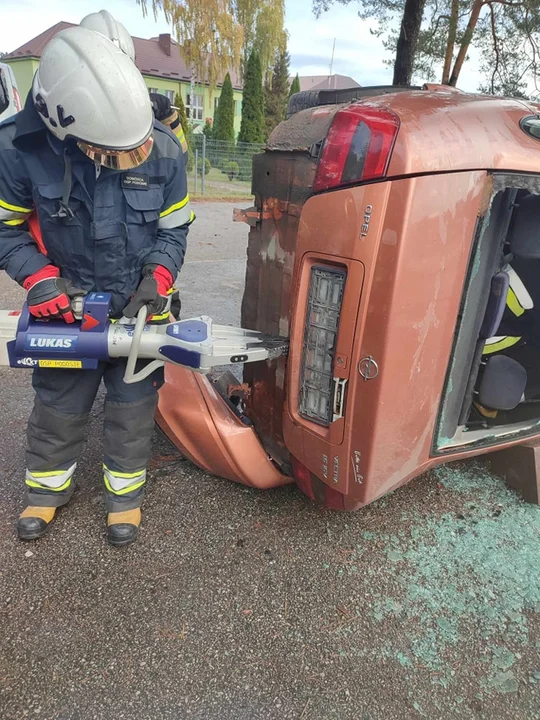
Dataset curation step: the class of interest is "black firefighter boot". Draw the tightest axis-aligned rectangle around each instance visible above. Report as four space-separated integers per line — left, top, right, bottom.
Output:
17 506 57 540
107 508 141 547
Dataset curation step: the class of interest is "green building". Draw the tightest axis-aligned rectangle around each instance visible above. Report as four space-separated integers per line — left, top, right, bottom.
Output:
4 22 244 136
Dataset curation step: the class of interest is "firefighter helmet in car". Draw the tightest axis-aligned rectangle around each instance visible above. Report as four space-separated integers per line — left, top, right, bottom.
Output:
32 27 153 169
80 9 136 62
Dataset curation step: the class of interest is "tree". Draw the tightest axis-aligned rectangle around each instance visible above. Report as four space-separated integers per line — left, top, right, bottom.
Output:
184 117 195 171
140 1 241 85
477 36 530 98
237 0 287 79
408 0 540 91
264 49 291 137
139 1 285 85
392 0 425 85
173 92 188 137
238 51 265 144
314 0 540 93
446 0 540 91
213 72 235 142
289 73 301 97
313 0 425 86
225 160 239 180
203 119 214 139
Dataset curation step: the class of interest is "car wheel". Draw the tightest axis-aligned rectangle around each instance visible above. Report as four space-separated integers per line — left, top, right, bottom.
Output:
286 85 421 119
287 90 327 118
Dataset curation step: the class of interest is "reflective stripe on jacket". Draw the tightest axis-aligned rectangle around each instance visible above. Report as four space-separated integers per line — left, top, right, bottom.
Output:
159 112 189 162
0 95 194 316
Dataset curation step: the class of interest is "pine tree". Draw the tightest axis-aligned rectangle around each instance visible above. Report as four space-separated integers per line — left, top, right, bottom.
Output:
213 72 235 143
264 49 290 138
174 92 188 137
289 73 300 98
238 51 265 144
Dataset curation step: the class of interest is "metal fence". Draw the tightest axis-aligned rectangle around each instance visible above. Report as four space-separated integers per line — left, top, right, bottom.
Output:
188 136 265 199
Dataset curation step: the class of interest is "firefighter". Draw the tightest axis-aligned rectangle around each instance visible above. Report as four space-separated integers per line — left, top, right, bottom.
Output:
80 10 189 161
80 9 135 61
150 93 189 162
0 27 193 546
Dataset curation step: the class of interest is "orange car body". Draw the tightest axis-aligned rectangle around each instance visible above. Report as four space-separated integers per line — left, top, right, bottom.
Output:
157 85 540 509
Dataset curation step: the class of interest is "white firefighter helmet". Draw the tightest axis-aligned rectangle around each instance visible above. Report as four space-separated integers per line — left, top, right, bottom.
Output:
32 27 153 170
80 9 136 63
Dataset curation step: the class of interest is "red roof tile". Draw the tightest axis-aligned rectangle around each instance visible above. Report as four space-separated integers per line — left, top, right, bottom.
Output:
5 23 242 90
133 35 242 89
6 21 75 59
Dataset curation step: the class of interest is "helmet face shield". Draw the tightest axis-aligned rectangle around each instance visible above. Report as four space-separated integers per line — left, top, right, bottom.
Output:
77 134 154 170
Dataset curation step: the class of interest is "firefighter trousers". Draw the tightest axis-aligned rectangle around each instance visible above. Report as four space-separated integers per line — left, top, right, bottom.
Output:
25 361 164 513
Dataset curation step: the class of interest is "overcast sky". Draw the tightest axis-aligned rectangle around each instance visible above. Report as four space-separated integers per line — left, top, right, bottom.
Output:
0 0 483 92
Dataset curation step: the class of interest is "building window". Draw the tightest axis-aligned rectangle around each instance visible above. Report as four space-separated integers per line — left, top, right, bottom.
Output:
214 97 220 111
148 88 174 102
186 93 204 121
235 100 241 116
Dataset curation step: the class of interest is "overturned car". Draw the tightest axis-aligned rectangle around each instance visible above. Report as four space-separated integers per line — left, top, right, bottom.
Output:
158 83 540 509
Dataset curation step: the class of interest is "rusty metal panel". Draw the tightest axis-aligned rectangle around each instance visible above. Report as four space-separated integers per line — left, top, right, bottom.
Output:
240 151 318 468
267 105 337 151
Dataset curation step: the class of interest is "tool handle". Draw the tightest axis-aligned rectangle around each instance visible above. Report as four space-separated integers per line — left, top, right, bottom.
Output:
71 296 84 320
123 306 164 384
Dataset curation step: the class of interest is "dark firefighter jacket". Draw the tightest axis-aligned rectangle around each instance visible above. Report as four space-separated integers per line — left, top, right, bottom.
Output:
0 94 194 316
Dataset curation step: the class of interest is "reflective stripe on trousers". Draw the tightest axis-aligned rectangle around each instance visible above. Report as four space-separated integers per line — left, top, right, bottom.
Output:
26 361 163 511
103 465 147 496
25 463 77 492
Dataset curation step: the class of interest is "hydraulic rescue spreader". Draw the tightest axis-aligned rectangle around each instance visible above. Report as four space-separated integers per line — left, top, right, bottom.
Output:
0 292 288 383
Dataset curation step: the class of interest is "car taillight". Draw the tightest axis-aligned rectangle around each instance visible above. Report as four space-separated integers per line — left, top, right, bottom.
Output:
314 105 400 193
13 87 22 112
299 266 347 426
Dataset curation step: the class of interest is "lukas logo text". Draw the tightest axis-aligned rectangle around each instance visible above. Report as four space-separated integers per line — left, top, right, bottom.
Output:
29 337 74 349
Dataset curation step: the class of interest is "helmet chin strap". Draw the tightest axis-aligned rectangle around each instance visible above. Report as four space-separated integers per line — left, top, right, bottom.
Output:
51 149 74 221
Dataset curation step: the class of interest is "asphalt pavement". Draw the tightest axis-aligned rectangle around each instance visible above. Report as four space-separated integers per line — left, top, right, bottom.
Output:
0 203 538 720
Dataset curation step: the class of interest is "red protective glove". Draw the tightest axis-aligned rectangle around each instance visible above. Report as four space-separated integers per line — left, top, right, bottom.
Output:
123 264 174 319
23 266 80 323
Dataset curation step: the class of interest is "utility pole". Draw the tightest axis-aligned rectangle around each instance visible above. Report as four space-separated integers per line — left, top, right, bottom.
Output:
201 134 206 196
190 69 195 126
329 38 336 80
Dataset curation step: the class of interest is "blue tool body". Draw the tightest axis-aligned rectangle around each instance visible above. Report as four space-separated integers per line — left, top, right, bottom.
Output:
11 293 112 369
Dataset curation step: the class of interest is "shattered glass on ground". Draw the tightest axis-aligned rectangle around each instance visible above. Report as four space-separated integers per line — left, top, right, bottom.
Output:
331 462 540 707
